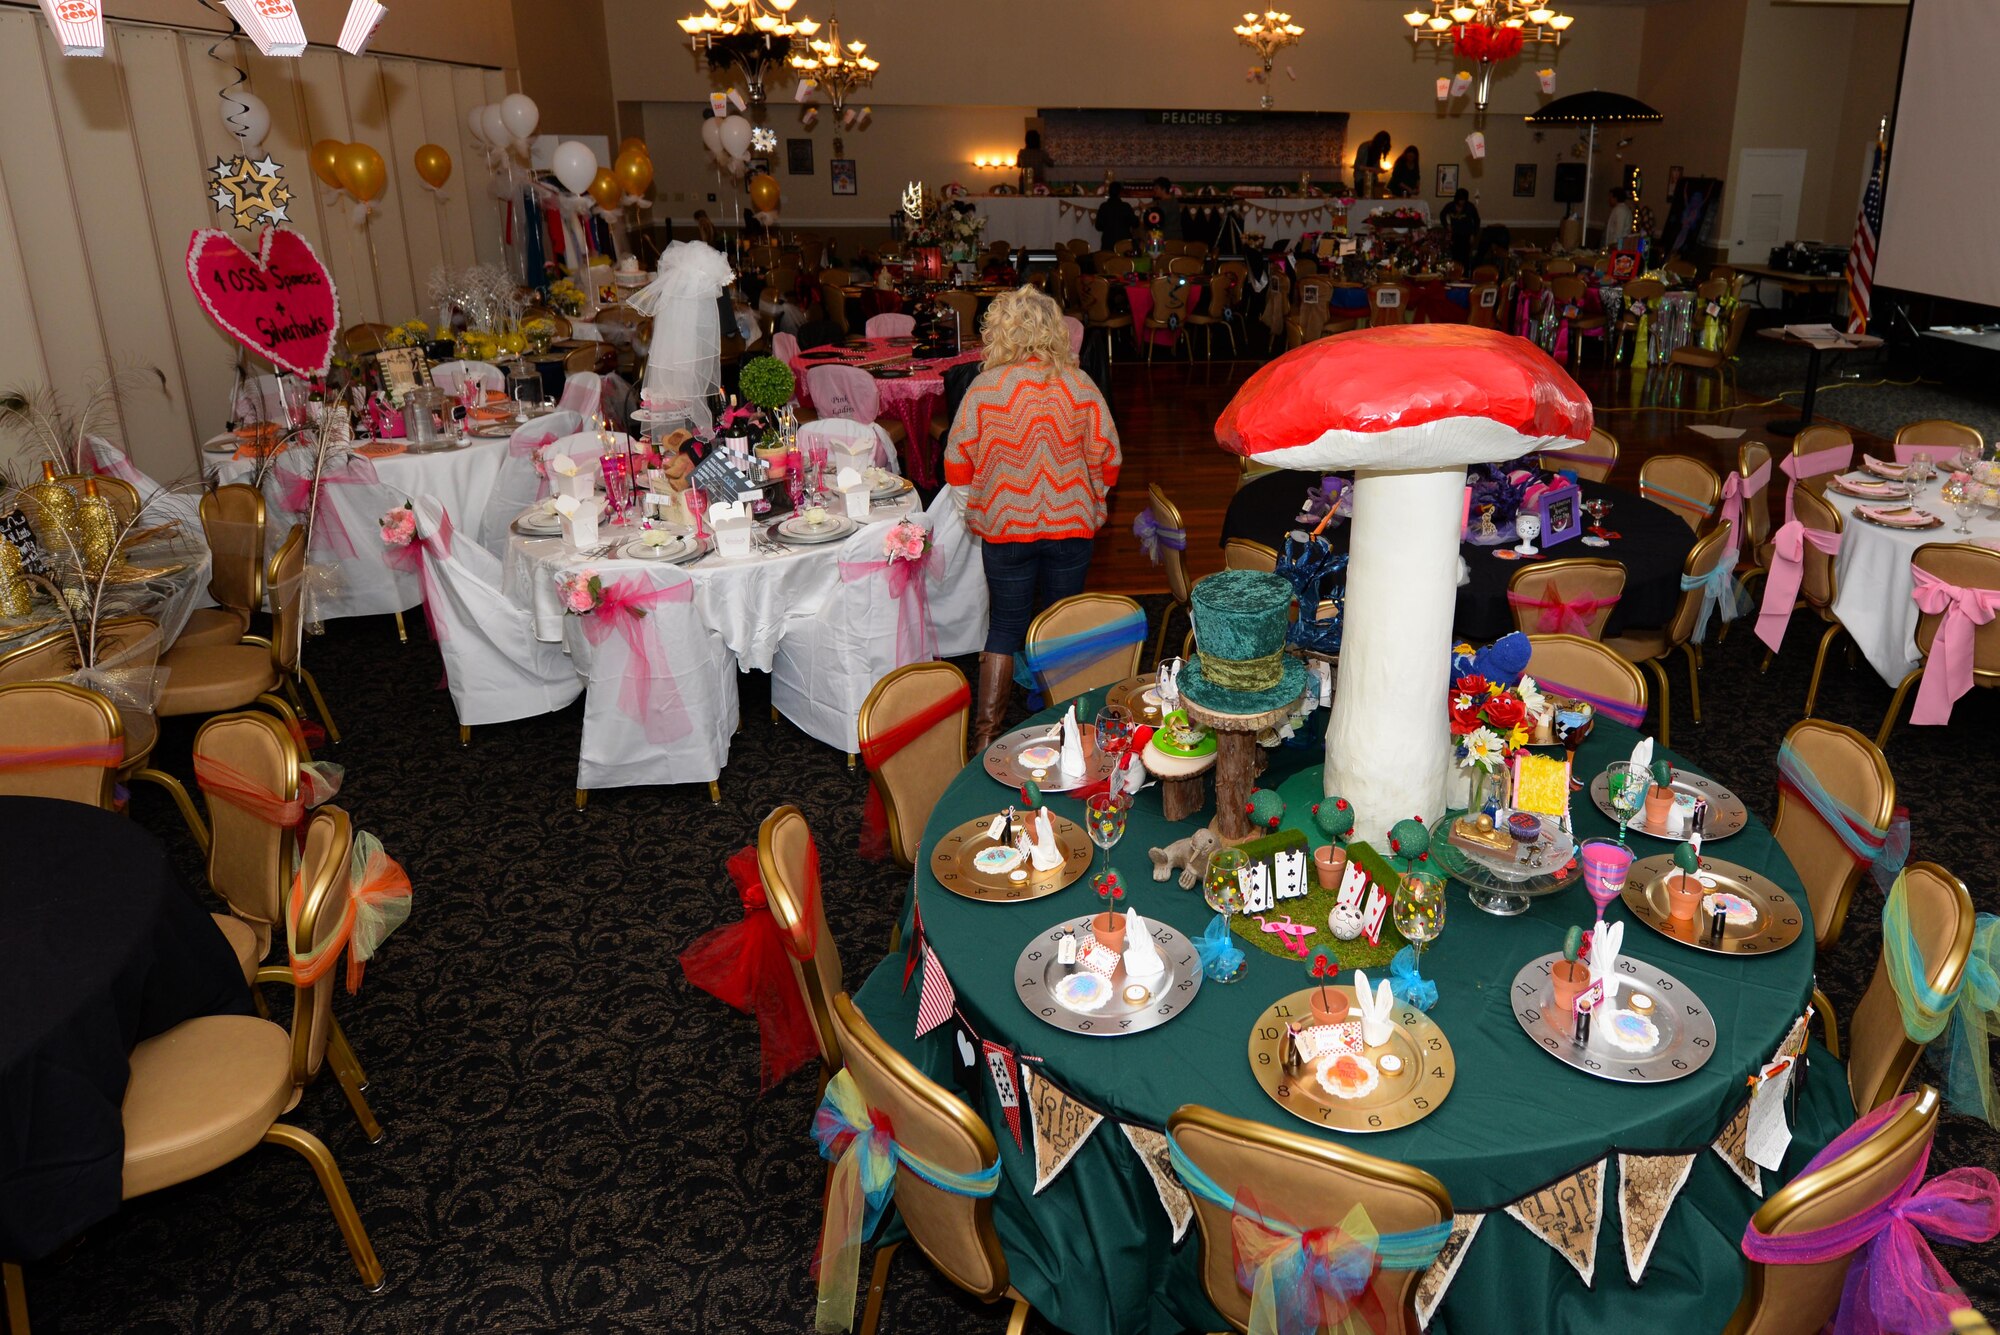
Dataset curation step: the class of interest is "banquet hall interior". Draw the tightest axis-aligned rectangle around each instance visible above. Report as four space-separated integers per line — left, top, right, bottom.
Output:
8 0 2000 1331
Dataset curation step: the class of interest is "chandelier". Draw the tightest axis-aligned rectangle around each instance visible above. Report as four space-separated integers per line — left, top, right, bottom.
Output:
1234 10 1304 110
1402 1 1571 112
789 11 878 114
678 0 821 106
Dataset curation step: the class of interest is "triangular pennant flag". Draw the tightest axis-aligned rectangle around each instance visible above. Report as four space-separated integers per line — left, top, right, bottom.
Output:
1120 1124 1193 1242
1504 1159 1605 1287
914 942 954 1038
1617 1153 1696 1284
1023 1064 1102 1194
1711 1097 1764 1195
1414 1212 1485 1329
902 899 924 994
982 1039 1025 1151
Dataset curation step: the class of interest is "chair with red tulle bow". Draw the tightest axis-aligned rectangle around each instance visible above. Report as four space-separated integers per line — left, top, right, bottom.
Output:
1877 543 2000 747
858 662 969 869
0 681 123 809
759 805 845 1085
566 563 739 808
1506 557 1626 641
1169 1103 1452 1335
1837 863 1973 1111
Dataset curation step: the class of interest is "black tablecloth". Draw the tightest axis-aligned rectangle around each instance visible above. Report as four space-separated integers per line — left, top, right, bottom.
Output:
0 798 249 1260
1221 473 1697 641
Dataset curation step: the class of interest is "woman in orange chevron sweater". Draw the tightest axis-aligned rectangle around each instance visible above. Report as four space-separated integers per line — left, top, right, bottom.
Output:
945 286 1122 749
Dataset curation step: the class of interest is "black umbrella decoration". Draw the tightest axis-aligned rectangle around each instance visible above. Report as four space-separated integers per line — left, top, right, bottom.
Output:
1526 91 1663 241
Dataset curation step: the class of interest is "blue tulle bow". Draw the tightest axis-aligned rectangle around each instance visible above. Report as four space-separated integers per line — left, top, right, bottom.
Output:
1680 563 1746 643
1388 946 1437 1012
1014 610 1150 706
1197 912 1245 980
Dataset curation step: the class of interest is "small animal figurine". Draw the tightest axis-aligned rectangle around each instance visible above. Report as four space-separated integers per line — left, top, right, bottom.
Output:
1329 902 1364 941
1254 914 1317 957
1148 828 1220 888
1353 969 1397 1048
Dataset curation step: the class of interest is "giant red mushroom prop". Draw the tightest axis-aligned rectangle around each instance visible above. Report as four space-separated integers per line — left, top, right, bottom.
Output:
1215 325 1592 843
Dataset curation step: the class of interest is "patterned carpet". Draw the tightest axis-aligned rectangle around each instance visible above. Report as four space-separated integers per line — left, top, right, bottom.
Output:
17 527 2000 1332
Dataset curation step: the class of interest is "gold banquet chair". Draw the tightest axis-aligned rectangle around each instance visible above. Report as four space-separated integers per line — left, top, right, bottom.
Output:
1024 594 1146 707
52 474 140 528
1723 1086 1942 1335
1540 426 1619 483
1604 521 1733 749
1638 453 1721 533
1894 419 1984 463
1147 484 1196 668
1506 557 1626 641
175 483 267 650
1832 862 1973 1113
1223 538 1279 573
1876 543 2000 747
1771 719 1895 954
827 993 1034 1335
191 709 303 987
1757 487 1849 719
857 663 969 871
760 804 845 1086
1734 441 1778 602
0 681 122 809
1169 1104 1451 1335
1524 634 1651 723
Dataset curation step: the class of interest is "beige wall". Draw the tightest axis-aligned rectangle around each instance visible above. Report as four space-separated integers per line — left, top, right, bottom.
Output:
0 8 513 479
511 0 616 137
66 0 517 69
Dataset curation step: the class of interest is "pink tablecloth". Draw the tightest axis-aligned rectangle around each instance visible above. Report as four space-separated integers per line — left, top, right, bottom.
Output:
1120 280 1206 347
789 337 984 490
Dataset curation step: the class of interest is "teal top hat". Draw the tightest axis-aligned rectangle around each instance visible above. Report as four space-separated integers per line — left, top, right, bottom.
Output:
1178 569 1310 716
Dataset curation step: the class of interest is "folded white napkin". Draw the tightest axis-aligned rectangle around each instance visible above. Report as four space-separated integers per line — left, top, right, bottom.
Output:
1029 809 1064 872
1058 705 1085 777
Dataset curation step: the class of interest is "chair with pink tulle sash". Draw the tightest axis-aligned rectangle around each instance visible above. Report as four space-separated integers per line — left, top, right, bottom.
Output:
864 313 915 338
1878 543 2000 746
407 498 582 744
1063 315 1086 357
1893 419 1984 468
773 517 939 762
477 410 587 557
1506 557 1626 640
1755 486 1850 716
1780 425 1855 524
556 370 605 419
565 564 740 807
259 445 420 627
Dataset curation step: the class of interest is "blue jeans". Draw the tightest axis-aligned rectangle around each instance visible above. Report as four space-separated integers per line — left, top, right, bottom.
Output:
982 537 1096 654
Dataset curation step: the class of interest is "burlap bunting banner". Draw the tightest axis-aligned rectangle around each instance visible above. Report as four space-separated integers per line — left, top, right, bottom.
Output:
1617 1153 1697 1284
1504 1159 1606 1287
1711 1098 1764 1196
1120 1124 1193 1242
1414 1212 1485 1327
1023 1064 1103 1194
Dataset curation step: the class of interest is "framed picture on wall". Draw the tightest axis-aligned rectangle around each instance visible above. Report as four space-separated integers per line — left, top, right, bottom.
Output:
830 158 858 195
787 138 814 176
1513 163 1537 197
747 157 770 179
1436 164 1459 197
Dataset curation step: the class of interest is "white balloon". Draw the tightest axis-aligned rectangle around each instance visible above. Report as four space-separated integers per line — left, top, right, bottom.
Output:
700 117 723 156
480 104 510 149
718 114 752 159
467 104 489 144
222 89 270 149
552 140 599 196
499 92 540 142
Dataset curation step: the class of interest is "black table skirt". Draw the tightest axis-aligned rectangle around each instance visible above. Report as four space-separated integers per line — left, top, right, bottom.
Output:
0 798 250 1260
1221 472 1697 642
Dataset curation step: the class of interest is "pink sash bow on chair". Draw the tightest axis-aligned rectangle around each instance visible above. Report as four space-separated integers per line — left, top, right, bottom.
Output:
840 551 938 667
1779 444 1853 524
1719 459 1773 555
1506 583 1621 636
385 511 456 644
274 455 382 559
1908 567 2000 725
579 575 697 743
1754 521 1843 653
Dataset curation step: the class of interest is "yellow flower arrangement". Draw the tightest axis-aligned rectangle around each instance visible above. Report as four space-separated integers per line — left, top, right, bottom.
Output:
386 319 432 349
547 278 586 316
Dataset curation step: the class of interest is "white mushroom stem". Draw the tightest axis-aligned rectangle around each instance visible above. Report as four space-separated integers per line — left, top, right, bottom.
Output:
1326 467 1467 844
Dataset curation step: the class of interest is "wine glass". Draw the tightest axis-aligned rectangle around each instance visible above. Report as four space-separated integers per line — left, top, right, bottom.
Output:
1605 761 1647 845
1094 704 1134 763
1203 847 1248 916
1955 490 1982 535
1579 838 1635 929
1392 871 1446 961
1084 792 1129 886
685 486 709 542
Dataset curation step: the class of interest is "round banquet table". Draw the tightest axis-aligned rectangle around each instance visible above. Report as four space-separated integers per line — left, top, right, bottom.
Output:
1823 485 2000 688
209 434 509 543
853 692 1853 1335
0 797 250 1261
789 338 985 492
1223 473 1697 642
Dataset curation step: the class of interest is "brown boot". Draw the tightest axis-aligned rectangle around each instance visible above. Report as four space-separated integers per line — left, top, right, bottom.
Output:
970 651 1015 754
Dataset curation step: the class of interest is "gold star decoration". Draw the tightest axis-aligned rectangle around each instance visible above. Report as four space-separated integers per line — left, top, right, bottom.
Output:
210 154 294 232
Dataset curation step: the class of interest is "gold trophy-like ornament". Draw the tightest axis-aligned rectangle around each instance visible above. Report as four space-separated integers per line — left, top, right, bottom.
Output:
24 461 79 552
0 540 31 617
77 477 121 578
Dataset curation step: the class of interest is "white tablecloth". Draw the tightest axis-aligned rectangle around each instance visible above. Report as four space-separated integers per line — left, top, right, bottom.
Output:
1826 487 2000 683
209 436 509 534
968 195 1426 250
501 495 920 673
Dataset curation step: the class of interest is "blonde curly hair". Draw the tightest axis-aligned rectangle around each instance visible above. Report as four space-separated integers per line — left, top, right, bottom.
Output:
979 285 1076 372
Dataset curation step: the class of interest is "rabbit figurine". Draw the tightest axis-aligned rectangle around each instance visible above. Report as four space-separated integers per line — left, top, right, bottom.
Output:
1353 969 1397 1048
1590 920 1626 1007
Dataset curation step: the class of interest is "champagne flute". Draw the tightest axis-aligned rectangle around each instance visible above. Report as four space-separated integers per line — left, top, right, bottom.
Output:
1392 871 1446 961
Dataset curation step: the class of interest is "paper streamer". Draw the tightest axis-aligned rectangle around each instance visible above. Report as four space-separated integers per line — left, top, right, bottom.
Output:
1122 1124 1193 1243
1505 1160 1606 1287
1617 1153 1696 1284
1711 1098 1765 1197
1024 1065 1103 1194
37 0 105 56
220 0 307 56
1414 1212 1486 1327
337 0 388 55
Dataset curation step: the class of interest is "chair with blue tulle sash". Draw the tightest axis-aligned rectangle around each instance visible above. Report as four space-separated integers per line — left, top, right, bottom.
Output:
1604 521 1733 749
1843 862 1974 1114
1022 594 1147 708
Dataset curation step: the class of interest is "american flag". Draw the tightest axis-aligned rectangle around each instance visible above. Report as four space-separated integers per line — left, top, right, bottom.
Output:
1846 130 1886 335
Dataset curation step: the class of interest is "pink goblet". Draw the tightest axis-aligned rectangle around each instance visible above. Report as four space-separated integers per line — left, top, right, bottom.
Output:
1579 838 1634 926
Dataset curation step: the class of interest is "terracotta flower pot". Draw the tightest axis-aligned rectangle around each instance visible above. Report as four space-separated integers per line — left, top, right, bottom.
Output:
1091 910 1126 953
1313 845 1348 890
1644 784 1675 827
1551 958 1590 1012
1666 871 1704 922
1310 988 1350 1026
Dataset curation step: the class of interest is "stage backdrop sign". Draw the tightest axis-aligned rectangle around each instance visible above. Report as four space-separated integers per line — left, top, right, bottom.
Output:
1041 108 1347 173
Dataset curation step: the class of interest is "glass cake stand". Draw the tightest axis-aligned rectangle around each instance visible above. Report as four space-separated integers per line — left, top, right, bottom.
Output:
1430 817 1583 916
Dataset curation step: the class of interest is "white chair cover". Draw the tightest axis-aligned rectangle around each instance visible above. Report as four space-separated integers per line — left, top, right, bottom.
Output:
230 373 295 425
83 435 201 530
410 497 582 726
924 487 989 658
772 331 801 368
864 313 916 338
771 516 936 755
478 410 587 557
557 370 606 419
261 445 420 623
627 241 734 437
563 564 740 792
430 360 505 396
797 416 898 475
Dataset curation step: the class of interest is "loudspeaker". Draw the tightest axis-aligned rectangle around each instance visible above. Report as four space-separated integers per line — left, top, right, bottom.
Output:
1553 163 1587 204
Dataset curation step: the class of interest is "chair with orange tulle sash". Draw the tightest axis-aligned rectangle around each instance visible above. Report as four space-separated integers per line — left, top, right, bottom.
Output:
0 681 123 809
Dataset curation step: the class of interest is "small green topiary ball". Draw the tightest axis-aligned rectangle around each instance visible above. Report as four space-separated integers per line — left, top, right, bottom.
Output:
1245 788 1286 832
1386 816 1431 867
738 355 796 412
1310 796 1355 843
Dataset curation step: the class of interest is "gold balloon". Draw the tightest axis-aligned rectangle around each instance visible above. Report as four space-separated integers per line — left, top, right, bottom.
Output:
618 137 649 159
309 139 345 189
413 143 453 190
337 142 387 203
614 148 653 198
746 172 780 213
588 168 622 212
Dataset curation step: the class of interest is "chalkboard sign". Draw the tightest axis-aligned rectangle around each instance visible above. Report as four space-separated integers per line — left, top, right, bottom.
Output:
0 510 49 576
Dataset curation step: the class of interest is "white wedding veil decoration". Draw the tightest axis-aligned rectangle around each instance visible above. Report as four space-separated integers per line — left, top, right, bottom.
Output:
628 240 735 436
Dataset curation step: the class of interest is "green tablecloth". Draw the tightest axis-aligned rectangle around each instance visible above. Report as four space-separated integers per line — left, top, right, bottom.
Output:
852 691 1857 1334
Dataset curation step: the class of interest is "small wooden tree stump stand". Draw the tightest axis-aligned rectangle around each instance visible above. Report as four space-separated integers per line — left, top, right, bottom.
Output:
1180 693 1304 847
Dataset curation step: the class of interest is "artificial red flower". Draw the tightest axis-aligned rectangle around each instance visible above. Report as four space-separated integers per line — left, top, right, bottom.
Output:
1484 693 1527 732
1455 674 1490 698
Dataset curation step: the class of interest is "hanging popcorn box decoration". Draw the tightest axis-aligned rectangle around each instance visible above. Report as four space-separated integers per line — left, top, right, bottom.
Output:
1467 132 1487 160
38 0 105 56
1538 68 1557 94
337 0 389 56
222 0 309 56
1436 77 1452 101
1451 70 1473 98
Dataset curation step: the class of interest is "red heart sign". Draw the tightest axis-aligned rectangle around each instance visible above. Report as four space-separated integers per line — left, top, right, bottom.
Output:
185 227 340 378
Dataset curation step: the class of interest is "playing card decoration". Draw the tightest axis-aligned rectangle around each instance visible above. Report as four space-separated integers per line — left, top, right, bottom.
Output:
1617 1152 1696 1284
1505 1159 1606 1286
185 227 339 378
1024 1065 1103 1194
982 1039 1024 1150
209 154 293 232
37 0 104 56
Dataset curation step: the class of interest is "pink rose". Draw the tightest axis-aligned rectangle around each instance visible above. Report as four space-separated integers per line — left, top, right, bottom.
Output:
379 506 416 547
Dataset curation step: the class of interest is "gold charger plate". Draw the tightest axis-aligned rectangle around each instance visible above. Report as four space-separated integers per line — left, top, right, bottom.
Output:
1622 853 1805 956
982 723 1115 793
1249 987 1455 1133
1853 507 1944 531
1104 674 1173 726
928 812 1092 902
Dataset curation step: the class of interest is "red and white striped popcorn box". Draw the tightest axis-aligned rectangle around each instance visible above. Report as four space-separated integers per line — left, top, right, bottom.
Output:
222 0 308 56
38 0 105 56
337 0 388 56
